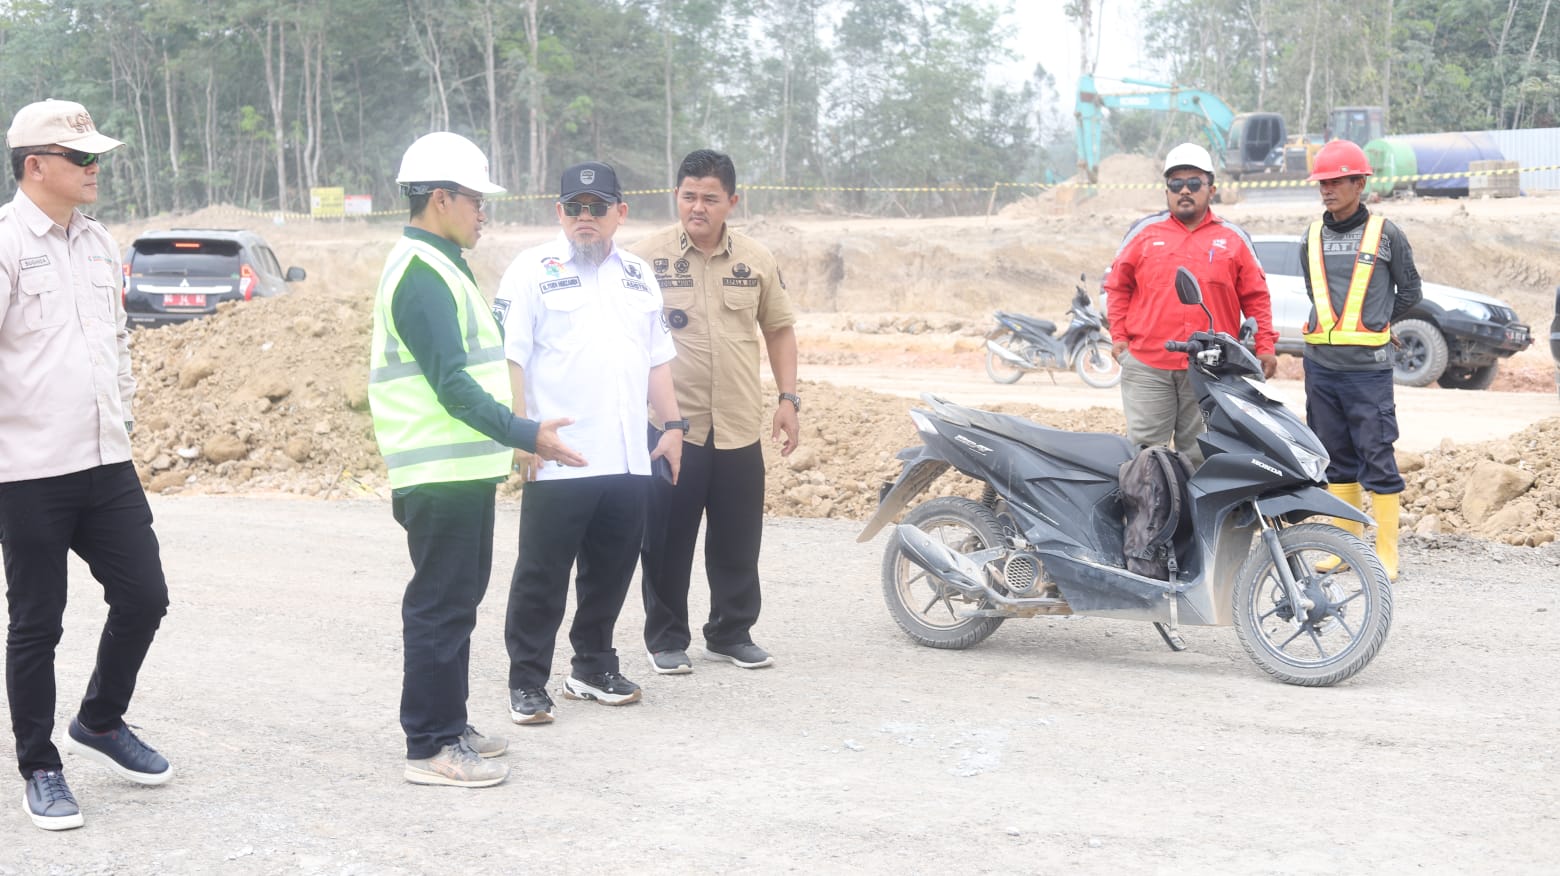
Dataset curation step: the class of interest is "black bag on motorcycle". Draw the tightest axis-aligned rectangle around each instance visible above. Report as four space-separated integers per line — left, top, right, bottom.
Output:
1117 446 1196 580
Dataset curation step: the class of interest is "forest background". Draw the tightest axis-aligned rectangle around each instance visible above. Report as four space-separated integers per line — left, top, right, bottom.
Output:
1 0 1557 222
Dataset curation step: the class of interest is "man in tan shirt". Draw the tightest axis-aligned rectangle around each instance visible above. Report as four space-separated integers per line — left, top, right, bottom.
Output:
1 100 172 831
630 149 798 673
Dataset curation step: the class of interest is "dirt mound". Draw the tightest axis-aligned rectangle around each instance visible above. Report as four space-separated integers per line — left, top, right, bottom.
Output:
1399 417 1560 546
1001 153 1162 218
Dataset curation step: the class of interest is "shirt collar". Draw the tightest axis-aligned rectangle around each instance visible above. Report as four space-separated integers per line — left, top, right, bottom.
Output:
403 225 467 262
677 224 732 256
10 189 78 238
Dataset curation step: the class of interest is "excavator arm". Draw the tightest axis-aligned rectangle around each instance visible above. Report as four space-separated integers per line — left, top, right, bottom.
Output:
1075 74 1237 183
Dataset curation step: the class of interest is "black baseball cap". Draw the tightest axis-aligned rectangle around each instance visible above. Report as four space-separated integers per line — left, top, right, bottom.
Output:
559 161 621 202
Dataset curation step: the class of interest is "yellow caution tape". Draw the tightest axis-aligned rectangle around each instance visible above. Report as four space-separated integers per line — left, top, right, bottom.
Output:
183 162 1560 219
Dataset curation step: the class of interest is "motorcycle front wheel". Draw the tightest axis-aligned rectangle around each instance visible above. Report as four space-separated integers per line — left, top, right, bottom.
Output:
984 334 1027 384
1232 523 1393 687
881 497 1006 649
1074 337 1122 388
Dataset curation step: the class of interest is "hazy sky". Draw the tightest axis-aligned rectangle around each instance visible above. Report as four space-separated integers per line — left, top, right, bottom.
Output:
1002 1 1149 104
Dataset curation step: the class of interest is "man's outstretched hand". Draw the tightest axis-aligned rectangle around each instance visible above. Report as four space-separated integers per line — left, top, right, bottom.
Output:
533 418 587 467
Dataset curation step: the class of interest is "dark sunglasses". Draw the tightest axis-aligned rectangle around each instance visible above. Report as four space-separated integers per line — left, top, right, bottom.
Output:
561 201 613 217
1166 177 1207 194
35 148 100 167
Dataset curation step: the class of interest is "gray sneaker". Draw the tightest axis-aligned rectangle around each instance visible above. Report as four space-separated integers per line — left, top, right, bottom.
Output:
647 648 693 675
461 724 508 758
24 769 84 831
404 740 509 788
704 642 775 669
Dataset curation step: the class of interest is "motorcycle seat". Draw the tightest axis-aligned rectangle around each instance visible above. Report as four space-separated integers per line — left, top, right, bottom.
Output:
996 311 1056 335
953 405 1134 476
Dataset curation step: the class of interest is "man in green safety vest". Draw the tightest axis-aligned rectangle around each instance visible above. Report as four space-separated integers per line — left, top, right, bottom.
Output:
369 131 585 788
1301 139 1422 581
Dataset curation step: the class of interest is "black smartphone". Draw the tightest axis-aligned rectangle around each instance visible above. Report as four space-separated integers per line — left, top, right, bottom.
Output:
652 455 674 484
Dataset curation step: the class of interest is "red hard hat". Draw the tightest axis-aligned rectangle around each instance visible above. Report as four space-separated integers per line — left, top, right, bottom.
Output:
1308 140 1373 181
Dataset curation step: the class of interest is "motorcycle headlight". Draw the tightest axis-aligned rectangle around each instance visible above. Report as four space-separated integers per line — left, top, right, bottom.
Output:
1227 394 1330 481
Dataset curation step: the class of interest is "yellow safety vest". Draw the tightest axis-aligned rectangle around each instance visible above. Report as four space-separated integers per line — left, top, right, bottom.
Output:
369 236 512 488
1303 215 1391 345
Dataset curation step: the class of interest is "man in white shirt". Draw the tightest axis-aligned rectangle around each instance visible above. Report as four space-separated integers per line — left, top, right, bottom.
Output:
495 162 685 722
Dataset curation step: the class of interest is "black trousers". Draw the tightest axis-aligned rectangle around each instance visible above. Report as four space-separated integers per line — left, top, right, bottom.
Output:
1304 359 1405 494
0 462 169 778
393 480 495 760
505 474 646 690
640 428 765 652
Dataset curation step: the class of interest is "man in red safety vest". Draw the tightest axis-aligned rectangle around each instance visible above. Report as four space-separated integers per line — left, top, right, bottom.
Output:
1301 140 1422 581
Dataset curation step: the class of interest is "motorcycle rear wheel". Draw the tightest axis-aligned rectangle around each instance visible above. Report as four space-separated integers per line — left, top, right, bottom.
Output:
1074 338 1122 388
881 497 1006 649
984 334 1027 384
1232 523 1393 686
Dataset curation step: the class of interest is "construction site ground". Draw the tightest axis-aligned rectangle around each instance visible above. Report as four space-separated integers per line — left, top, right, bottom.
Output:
4 156 1558 869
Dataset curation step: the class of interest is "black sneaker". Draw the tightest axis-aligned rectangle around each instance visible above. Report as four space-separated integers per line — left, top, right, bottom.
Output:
64 718 172 785
563 672 642 705
647 648 693 675
509 688 556 725
704 642 775 669
24 769 83 831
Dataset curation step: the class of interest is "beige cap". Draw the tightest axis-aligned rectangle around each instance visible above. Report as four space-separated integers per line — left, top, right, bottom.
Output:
7 99 124 153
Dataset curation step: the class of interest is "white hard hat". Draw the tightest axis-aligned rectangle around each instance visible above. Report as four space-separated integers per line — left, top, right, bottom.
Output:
1163 143 1215 176
396 132 505 194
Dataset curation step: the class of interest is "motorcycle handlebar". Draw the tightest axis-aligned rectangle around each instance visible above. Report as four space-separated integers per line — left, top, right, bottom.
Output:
1164 340 1194 353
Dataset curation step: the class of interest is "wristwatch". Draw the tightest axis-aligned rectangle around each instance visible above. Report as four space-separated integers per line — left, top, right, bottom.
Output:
663 418 690 433
778 392 801 411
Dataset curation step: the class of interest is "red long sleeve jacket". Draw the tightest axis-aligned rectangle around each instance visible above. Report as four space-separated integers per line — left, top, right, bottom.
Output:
1103 209 1276 370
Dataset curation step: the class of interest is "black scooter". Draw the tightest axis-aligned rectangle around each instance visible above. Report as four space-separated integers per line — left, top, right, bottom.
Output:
860 268 1393 686
985 277 1120 388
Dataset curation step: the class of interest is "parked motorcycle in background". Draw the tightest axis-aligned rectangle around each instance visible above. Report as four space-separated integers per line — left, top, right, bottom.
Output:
985 276 1121 388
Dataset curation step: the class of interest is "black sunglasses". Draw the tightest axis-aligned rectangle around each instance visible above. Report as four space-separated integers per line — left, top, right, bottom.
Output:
561 201 613 217
34 148 100 167
1166 177 1207 194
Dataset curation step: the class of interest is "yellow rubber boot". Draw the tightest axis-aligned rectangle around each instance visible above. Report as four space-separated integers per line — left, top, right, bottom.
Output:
1371 491 1401 582
1316 482 1365 573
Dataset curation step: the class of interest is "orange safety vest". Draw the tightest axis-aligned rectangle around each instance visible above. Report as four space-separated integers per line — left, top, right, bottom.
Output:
1303 215 1391 345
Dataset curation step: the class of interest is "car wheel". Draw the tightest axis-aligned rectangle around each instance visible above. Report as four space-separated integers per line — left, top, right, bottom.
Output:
1436 363 1499 391
1390 318 1449 387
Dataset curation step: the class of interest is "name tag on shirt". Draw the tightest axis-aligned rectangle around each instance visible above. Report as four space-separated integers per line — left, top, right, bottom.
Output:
722 278 758 287
540 277 582 294
622 279 650 293
658 277 694 288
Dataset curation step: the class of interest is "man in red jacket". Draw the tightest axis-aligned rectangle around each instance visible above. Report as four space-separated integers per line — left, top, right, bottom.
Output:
1104 143 1278 462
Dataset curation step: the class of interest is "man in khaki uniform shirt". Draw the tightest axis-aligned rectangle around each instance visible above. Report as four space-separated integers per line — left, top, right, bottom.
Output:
1 100 172 831
630 149 798 674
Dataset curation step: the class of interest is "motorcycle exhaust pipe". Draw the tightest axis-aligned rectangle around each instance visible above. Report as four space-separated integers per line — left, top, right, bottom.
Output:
892 524 988 595
984 339 1029 366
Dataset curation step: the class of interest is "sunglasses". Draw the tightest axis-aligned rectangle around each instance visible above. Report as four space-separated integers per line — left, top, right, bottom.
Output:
561 201 613 218
1166 177 1208 194
35 148 100 167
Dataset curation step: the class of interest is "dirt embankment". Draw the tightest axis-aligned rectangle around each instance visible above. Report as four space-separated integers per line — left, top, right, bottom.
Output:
113 195 1560 542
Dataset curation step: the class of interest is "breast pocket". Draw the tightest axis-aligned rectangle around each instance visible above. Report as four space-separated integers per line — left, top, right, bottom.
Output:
721 282 759 315
88 262 117 323
19 270 66 331
541 289 590 351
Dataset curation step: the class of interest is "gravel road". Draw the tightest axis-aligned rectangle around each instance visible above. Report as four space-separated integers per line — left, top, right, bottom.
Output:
3 496 1557 874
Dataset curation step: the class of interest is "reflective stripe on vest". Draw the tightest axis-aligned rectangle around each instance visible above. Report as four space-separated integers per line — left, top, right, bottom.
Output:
368 237 512 488
1303 215 1391 345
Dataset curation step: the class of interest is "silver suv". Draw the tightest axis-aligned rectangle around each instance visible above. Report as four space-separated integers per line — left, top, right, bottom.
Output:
1251 234 1532 389
124 229 305 328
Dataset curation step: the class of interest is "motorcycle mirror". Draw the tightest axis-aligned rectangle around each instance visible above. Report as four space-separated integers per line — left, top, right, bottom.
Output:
1174 267 1216 332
